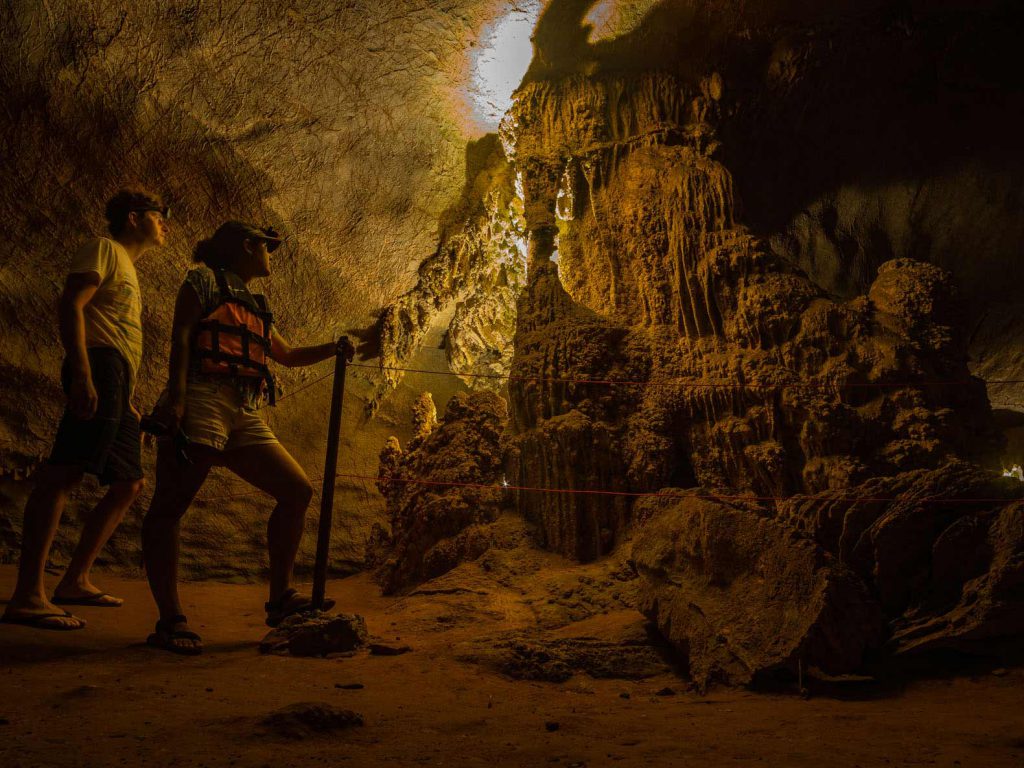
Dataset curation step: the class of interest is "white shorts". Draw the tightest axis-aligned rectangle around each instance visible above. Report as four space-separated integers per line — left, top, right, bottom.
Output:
182 379 278 452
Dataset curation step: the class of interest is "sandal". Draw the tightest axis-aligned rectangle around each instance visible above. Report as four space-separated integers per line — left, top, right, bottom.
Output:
264 588 335 628
146 614 203 656
1 609 86 631
53 591 124 608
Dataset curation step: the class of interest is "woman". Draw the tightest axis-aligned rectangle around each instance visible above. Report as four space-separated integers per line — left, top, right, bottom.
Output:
142 220 352 655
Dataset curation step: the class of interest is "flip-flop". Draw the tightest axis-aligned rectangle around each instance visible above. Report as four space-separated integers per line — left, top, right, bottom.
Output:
264 588 336 627
53 592 124 608
1 609 86 631
146 614 203 656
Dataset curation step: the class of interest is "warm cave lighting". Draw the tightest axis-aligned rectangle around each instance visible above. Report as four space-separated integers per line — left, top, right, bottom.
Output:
470 1 543 130
1003 464 1024 481
584 0 658 42
515 234 528 261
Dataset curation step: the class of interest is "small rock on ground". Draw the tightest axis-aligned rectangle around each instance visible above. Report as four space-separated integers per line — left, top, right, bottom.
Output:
260 613 368 657
261 702 363 738
369 643 413 656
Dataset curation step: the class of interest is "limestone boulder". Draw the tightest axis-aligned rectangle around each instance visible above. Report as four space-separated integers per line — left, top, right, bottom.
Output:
632 493 882 690
889 500 1024 654
779 461 1024 655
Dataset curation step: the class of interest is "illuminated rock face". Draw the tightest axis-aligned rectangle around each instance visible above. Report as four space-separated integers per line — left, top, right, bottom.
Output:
633 493 883 690
372 136 527 412
502 72 1002 562
496 37 1023 676
371 391 507 594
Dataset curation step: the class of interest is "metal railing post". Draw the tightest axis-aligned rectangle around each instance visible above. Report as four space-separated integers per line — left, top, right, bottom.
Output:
311 349 347 610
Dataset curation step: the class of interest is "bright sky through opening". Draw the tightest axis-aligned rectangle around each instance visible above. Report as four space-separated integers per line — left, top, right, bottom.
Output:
470 2 543 130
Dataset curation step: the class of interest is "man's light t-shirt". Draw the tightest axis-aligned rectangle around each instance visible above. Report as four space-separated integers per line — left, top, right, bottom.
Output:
69 237 143 391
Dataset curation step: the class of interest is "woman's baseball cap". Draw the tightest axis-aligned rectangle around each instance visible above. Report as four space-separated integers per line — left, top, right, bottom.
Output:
212 221 287 252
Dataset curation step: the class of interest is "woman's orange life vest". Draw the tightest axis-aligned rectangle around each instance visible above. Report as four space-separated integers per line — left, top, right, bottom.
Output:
193 269 276 404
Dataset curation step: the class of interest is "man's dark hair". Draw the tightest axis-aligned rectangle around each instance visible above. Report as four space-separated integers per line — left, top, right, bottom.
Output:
105 188 164 237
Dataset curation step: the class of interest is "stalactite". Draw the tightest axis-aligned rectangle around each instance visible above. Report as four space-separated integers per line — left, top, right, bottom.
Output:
501 68 1002 559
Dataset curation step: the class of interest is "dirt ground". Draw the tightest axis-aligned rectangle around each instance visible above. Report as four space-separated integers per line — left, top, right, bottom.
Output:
2 563 1023 768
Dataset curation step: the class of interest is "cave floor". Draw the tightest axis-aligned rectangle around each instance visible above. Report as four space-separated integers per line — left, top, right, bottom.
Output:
1 564 1023 768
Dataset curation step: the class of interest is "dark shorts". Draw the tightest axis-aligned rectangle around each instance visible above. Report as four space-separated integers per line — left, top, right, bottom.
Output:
49 347 142 486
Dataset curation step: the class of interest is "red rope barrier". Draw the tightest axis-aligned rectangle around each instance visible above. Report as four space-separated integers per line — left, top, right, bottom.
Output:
348 362 1023 391
337 472 1018 505
195 469 1020 506
184 359 1022 504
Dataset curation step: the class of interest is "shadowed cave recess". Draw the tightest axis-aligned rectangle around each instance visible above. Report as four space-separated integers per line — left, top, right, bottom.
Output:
2 0 1024 689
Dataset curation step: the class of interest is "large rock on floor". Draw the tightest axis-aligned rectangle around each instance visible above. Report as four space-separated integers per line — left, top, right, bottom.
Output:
890 500 1024 654
632 493 881 690
779 461 1024 655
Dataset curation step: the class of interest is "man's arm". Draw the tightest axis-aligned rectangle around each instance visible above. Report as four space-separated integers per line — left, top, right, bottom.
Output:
58 273 100 419
270 330 354 368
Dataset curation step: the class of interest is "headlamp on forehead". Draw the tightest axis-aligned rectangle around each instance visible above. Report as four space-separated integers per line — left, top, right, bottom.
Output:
133 205 172 220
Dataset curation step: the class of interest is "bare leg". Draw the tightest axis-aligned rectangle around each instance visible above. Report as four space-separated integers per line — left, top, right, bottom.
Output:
141 442 216 650
3 464 86 629
222 443 313 604
54 478 145 604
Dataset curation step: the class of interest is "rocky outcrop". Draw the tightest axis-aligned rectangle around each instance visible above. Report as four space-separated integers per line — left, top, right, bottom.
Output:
633 493 882 690
890 501 1024 655
371 137 527 412
371 391 508 594
630 463 1024 688
494 3 1023 680
778 461 1024 654
503 230 643 561
501 70 1001 562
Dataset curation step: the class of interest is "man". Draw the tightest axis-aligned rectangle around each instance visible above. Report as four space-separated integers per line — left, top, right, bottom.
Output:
2 189 169 630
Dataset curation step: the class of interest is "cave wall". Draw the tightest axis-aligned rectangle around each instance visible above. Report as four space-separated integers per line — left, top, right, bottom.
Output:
0 0 513 574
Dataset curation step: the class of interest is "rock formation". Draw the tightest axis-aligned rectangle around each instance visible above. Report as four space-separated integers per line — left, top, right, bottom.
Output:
314 1 1024 686
630 462 1024 689
371 137 527 413
632 492 882 690
371 391 508 594
778 462 1024 655
502 70 1002 555
489 2 1023 684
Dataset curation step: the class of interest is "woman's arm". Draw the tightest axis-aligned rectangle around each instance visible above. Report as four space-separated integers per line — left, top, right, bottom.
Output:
270 330 354 368
161 284 204 432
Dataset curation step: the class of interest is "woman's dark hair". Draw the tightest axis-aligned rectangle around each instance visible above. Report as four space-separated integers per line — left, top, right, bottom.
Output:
192 236 232 269
193 221 248 268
